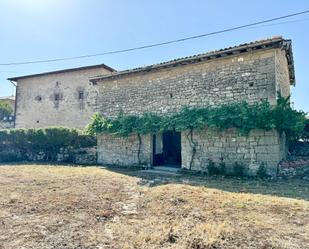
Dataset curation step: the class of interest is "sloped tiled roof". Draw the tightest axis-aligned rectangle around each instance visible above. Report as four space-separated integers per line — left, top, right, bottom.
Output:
7 64 116 81
90 36 295 85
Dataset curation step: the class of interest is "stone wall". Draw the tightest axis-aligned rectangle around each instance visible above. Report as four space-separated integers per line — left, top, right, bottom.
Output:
96 129 286 175
57 147 97 165
181 129 286 176
96 49 287 118
0 146 97 165
94 46 291 174
14 67 112 129
278 142 309 180
275 49 291 97
97 133 152 166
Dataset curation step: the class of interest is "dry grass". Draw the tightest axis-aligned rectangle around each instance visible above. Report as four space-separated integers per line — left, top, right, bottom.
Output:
0 165 308 249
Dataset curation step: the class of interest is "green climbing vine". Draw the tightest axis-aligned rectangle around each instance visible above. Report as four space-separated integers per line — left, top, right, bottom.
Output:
86 96 306 142
185 128 197 170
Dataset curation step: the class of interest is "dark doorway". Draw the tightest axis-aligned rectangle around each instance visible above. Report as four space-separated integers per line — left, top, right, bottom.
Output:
153 131 181 167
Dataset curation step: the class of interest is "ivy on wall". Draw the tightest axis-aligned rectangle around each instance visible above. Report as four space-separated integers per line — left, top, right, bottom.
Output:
86 96 306 141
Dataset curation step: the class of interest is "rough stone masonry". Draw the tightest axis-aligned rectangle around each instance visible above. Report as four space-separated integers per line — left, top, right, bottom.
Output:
8 64 115 129
91 37 294 175
7 37 295 175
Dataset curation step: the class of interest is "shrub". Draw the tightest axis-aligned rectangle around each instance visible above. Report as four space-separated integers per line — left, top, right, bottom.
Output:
74 134 96 148
207 160 220 176
219 161 226 175
301 119 309 142
233 162 246 177
207 160 227 176
256 163 269 179
0 127 96 162
0 151 22 162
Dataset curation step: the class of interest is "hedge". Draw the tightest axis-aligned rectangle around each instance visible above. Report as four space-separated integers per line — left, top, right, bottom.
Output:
0 127 96 162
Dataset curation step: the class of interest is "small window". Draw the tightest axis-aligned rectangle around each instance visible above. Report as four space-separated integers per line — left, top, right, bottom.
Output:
78 91 84 100
35 96 42 101
54 93 60 101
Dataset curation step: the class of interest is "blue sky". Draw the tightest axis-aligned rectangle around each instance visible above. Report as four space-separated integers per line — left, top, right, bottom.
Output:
0 0 308 111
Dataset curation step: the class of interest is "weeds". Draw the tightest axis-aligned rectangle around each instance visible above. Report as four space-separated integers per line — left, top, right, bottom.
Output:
233 162 246 177
256 163 269 179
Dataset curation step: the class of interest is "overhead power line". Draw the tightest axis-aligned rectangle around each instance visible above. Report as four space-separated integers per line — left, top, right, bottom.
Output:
1 10 309 66
245 18 309 29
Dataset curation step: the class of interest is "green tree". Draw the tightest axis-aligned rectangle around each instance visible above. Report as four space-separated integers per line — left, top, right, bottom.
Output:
0 101 13 120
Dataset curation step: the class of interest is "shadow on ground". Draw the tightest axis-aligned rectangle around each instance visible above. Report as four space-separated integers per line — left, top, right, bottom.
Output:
103 166 309 201
1 162 308 201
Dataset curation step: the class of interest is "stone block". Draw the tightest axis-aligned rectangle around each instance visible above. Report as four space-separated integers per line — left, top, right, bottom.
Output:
258 136 278 145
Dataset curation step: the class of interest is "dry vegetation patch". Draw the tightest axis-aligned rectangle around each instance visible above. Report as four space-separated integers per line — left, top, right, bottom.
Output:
0 165 308 249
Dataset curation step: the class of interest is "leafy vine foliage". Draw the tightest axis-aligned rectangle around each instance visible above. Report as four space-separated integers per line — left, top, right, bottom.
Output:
86 97 306 141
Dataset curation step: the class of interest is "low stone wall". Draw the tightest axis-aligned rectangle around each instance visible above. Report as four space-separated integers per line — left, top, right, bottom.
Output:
56 147 97 165
279 159 309 180
97 133 152 166
182 129 286 176
0 147 97 165
278 141 309 180
0 121 14 129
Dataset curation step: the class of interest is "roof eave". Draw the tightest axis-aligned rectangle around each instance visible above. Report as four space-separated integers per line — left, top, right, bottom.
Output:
90 37 295 85
7 63 116 82
281 40 295 86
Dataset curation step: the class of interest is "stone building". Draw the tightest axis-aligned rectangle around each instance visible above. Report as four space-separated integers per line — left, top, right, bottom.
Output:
90 37 295 175
8 64 115 129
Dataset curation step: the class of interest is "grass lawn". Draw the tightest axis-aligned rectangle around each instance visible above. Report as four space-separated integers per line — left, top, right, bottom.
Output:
0 165 308 249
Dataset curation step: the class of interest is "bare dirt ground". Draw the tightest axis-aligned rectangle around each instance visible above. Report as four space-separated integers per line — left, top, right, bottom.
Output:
0 165 308 249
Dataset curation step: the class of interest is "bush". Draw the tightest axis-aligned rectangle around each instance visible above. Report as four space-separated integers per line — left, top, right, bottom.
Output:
256 163 269 179
0 151 22 162
0 127 96 162
207 160 226 176
219 161 226 175
233 162 246 177
207 160 220 176
301 119 309 142
74 134 96 148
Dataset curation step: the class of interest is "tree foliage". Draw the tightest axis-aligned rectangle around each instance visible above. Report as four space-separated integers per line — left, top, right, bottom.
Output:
0 101 13 120
86 97 306 141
